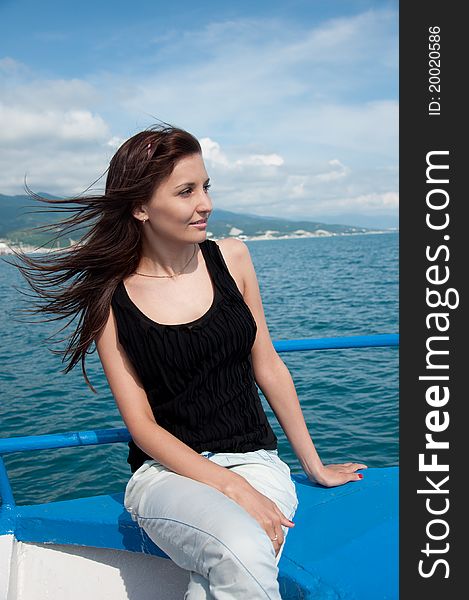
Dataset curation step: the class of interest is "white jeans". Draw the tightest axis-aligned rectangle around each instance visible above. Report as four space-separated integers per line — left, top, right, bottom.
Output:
124 449 299 599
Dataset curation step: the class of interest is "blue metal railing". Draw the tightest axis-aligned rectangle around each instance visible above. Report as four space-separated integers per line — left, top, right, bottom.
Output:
0 334 398 512
0 428 131 456
273 333 398 352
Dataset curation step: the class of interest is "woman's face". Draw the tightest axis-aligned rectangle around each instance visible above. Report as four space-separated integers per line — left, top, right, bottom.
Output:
135 153 212 243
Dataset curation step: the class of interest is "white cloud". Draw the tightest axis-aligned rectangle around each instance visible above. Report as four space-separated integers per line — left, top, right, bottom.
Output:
0 8 397 227
350 191 399 209
0 104 110 144
1 78 101 111
288 176 308 198
280 9 396 67
107 136 126 149
236 154 284 167
201 137 284 170
313 159 350 183
0 74 113 194
284 160 350 199
0 57 28 74
110 11 397 170
200 138 230 167
296 191 399 217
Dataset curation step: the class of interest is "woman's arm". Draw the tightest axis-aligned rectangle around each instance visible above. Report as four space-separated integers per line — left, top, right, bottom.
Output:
253 354 366 486
95 305 294 554
224 238 367 487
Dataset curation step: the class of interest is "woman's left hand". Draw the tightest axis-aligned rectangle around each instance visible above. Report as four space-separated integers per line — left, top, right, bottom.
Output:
308 462 368 488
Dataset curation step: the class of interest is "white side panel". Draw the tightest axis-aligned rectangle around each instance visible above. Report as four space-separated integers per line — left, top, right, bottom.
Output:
13 542 190 600
0 535 15 600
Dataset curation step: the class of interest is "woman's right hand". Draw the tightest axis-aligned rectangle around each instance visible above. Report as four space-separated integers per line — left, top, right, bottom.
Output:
223 476 294 556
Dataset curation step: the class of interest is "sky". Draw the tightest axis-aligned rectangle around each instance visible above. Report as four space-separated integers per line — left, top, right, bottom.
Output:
0 0 398 228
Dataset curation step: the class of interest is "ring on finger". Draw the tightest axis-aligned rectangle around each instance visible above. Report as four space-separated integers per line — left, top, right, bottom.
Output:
271 534 279 541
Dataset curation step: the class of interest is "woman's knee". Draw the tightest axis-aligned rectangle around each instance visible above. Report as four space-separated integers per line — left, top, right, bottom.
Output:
137 510 275 576
135 487 281 598
203 529 280 599
202 514 277 581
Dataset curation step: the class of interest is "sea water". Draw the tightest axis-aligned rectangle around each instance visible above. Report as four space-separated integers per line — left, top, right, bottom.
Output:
0 233 398 505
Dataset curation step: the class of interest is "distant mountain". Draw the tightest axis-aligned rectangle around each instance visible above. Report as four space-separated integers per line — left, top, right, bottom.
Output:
205 208 373 237
0 193 62 236
0 192 386 249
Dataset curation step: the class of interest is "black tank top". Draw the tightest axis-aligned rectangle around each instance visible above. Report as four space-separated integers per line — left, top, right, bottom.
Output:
111 239 277 472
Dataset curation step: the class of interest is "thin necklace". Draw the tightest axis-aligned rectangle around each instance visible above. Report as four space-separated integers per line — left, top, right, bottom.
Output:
134 244 198 278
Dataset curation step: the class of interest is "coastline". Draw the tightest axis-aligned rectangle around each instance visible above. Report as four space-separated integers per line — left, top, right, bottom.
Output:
231 229 398 242
0 229 398 255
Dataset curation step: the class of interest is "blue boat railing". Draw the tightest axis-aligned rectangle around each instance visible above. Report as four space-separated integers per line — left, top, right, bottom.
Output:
0 333 398 511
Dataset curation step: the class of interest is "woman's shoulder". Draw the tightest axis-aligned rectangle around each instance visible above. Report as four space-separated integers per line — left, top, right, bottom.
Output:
208 238 250 296
211 237 247 262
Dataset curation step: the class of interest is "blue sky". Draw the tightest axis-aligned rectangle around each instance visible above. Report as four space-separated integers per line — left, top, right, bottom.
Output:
0 0 398 228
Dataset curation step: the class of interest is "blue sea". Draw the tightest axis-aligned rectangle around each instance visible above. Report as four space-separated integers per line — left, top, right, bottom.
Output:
0 233 398 505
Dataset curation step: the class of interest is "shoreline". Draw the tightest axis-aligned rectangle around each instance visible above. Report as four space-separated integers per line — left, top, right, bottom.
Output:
233 229 398 242
0 229 398 254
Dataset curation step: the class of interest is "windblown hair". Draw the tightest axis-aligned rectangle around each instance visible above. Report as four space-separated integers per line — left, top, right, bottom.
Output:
10 123 202 392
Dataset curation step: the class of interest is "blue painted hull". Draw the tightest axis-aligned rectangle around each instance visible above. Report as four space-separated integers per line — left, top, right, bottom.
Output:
3 467 398 599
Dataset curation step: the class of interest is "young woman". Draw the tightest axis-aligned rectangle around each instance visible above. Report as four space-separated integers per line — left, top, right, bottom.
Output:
14 124 366 599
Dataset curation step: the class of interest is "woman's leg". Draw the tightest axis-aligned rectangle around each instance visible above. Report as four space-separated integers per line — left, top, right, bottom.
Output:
182 449 299 598
124 451 299 600
124 460 284 600
208 449 299 565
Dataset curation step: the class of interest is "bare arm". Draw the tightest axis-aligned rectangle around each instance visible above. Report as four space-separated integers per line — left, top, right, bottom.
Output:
95 305 294 554
223 238 367 486
254 357 368 486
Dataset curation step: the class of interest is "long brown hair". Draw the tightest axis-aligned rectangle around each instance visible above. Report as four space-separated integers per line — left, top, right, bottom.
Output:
9 123 202 392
